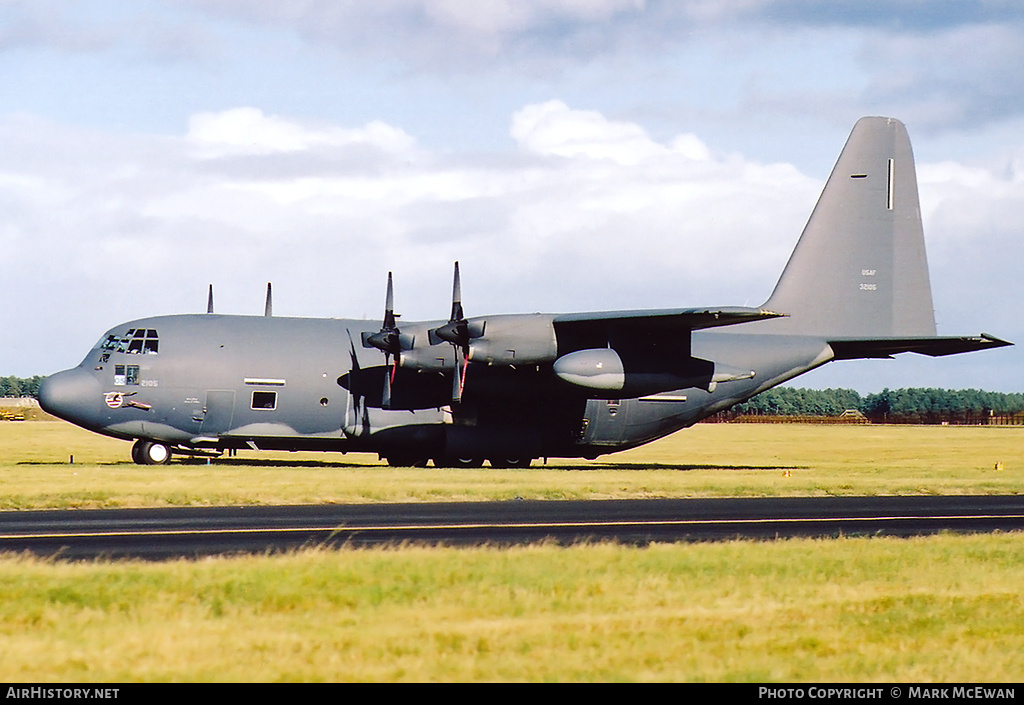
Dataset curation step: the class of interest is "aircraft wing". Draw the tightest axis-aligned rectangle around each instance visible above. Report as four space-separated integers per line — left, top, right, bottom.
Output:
553 307 785 332
828 334 1012 360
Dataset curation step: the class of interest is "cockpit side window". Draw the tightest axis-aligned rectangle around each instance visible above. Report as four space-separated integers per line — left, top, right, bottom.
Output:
114 365 140 386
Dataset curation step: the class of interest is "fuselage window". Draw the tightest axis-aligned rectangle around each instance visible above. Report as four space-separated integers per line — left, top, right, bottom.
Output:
252 391 277 410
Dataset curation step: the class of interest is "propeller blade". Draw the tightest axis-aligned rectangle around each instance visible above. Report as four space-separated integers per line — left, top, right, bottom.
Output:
343 329 365 433
365 272 402 354
362 272 404 409
435 261 478 403
207 285 214 314
345 330 360 371
382 354 393 409
452 349 462 403
264 282 273 317
435 264 467 346
383 271 396 330
450 261 464 323
451 347 470 403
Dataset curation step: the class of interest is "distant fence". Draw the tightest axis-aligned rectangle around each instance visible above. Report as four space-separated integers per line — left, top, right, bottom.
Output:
704 411 1024 426
704 413 869 425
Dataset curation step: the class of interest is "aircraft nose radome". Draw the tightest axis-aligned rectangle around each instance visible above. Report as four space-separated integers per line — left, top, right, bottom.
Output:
38 368 101 422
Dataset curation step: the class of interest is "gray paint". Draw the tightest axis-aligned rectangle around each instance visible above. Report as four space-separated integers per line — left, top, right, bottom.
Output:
756 117 935 338
38 118 1010 466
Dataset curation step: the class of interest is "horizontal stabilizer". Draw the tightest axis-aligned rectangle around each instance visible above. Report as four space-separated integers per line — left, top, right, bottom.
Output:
829 334 1012 360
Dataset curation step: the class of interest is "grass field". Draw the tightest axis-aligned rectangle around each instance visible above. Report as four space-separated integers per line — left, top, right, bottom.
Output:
1 420 1022 682
2 536 1023 682
0 421 1022 507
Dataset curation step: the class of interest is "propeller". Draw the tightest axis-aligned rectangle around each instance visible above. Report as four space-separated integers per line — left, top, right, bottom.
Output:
342 329 371 436
433 262 481 403
207 284 215 314
363 272 402 409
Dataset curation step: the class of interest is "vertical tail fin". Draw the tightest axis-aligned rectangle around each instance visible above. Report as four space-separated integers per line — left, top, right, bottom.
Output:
762 117 936 338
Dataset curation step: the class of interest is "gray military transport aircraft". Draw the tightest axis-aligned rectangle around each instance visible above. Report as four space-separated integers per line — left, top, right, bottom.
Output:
39 117 1010 467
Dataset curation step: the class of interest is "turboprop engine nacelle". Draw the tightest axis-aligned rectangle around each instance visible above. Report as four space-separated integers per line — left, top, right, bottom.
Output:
466 314 558 366
400 315 559 370
398 342 457 372
553 348 755 397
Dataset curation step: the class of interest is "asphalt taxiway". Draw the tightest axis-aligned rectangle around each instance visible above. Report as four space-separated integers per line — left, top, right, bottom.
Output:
1 495 1023 560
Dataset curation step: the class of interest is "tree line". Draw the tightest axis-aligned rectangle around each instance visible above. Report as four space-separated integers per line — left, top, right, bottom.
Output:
1 376 44 399
731 387 1024 424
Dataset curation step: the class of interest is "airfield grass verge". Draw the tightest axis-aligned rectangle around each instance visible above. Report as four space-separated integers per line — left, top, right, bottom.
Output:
2 421 1024 681
0 422 1022 508
1 534 1022 682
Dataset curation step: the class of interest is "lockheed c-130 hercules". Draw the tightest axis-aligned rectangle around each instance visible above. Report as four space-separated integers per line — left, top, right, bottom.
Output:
39 117 1010 466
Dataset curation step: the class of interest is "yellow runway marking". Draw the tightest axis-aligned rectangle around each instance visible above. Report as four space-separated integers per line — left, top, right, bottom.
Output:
1 514 1019 541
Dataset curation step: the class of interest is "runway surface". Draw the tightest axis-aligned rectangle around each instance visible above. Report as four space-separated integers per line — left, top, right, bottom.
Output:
1 495 1023 560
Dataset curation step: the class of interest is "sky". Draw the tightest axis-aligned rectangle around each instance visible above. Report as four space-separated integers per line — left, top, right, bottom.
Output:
2 0 1022 393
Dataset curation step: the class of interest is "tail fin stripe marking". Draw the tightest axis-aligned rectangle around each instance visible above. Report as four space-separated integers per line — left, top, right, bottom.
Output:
887 158 895 210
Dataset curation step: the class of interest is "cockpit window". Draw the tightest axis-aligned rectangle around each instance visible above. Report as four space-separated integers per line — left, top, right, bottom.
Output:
101 329 159 354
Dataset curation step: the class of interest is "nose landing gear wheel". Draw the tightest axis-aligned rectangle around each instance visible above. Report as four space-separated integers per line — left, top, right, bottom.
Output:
132 440 172 465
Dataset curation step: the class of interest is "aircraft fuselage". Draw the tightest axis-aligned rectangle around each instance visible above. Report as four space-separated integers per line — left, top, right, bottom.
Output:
38 312 832 466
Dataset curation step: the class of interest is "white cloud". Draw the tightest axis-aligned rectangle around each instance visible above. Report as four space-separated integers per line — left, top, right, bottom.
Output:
511 100 713 166
513 100 666 164
0 103 812 372
186 107 416 157
3 103 1022 391
4 2 1023 392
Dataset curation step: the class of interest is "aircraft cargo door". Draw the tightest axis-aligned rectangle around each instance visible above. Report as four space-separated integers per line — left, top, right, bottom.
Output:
200 390 235 436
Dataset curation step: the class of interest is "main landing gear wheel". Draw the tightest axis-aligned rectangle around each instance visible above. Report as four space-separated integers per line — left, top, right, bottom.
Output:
488 457 532 469
384 454 430 468
433 457 484 468
132 440 172 465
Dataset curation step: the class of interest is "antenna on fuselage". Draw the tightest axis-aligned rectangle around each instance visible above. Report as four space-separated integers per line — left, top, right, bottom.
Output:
264 282 273 317
207 285 215 314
